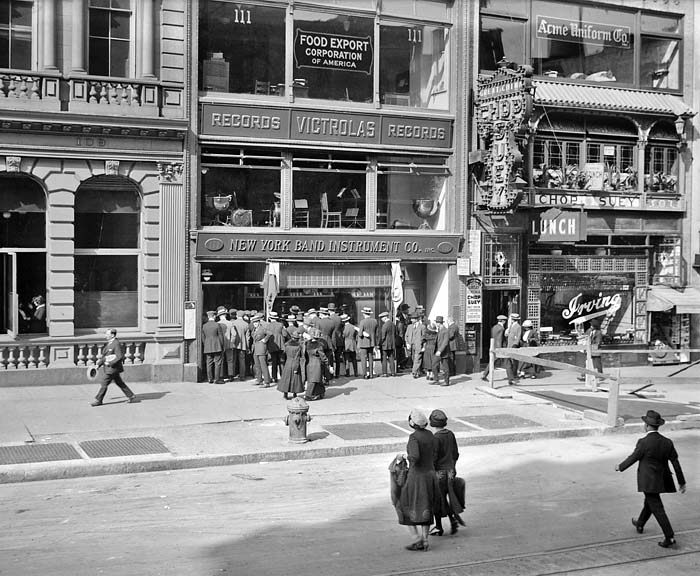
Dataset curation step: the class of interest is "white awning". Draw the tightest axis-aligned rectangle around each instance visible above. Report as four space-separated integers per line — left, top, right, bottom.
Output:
647 286 700 314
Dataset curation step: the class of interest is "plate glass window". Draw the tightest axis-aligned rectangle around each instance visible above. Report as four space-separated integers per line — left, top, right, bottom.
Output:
88 0 131 77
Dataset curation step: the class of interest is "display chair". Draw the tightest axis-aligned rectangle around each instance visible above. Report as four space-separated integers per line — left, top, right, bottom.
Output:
293 198 310 227
321 192 342 228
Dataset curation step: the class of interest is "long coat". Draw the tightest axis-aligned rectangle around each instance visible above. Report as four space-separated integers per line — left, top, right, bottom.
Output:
343 322 358 353
396 427 439 526
379 320 396 351
266 320 285 352
277 340 305 394
618 431 686 493
305 340 328 384
422 328 437 371
202 319 225 353
358 317 378 348
232 318 250 351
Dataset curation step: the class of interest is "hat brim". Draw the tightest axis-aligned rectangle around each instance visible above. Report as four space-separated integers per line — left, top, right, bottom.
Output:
642 415 665 426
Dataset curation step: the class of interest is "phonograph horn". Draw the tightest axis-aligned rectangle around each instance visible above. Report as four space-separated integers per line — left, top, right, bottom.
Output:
87 366 99 380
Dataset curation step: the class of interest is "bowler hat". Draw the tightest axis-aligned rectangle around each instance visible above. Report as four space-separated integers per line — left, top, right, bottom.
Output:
429 409 448 427
641 410 665 427
496 315 508 321
435 315 444 323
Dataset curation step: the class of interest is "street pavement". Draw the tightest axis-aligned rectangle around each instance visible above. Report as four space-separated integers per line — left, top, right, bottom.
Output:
1 362 699 483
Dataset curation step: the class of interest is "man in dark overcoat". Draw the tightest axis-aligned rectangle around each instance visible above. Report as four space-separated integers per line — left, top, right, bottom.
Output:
341 313 358 376
202 310 226 383
378 311 396 377
616 410 686 548
328 303 344 377
317 307 336 379
266 311 285 382
434 316 451 386
446 316 461 376
357 307 379 379
251 313 271 387
91 328 136 406
481 315 507 381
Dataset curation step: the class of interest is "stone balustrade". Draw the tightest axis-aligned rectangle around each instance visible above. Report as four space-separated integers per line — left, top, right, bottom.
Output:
0 340 147 371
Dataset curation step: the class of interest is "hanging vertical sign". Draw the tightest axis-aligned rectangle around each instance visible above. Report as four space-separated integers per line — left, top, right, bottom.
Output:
466 277 483 323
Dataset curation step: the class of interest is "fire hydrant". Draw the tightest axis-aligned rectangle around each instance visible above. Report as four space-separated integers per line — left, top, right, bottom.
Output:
284 396 311 443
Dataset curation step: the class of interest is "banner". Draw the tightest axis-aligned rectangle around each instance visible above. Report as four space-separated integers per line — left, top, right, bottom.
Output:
391 262 404 318
264 261 279 318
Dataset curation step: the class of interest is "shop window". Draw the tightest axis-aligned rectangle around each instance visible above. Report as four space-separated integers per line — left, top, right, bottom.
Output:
292 153 367 229
479 0 528 18
74 177 140 329
483 234 520 287
640 14 681 91
201 149 283 228
377 157 449 231
292 9 373 103
0 175 45 248
644 144 678 194
382 0 451 20
379 22 449 109
652 236 681 286
480 15 526 71
88 0 131 77
0 0 33 70
199 2 285 94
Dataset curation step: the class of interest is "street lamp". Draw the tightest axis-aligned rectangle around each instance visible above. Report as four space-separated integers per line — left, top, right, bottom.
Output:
675 112 694 148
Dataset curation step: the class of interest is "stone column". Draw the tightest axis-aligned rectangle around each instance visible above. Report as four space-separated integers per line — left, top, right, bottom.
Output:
140 0 156 78
158 162 184 328
71 0 86 73
42 0 57 70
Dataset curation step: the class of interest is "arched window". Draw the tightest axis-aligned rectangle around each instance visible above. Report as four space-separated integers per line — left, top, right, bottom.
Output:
0 174 46 335
74 176 141 329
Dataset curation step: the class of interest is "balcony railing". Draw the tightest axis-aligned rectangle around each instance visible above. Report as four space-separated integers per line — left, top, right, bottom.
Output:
0 339 147 371
0 69 183 119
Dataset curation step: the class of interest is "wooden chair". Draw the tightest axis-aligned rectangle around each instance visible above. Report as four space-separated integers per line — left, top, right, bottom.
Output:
321 192 342 228
293 198 310 227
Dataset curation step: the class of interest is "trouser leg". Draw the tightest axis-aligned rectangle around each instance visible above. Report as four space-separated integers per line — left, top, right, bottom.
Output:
113 372 134 398
638 497 652 527
411 348 423 375
269 351 281 381
213 352 223 381
206 354 215 382
255 354 271 384
441 356 451 384
645 493 674 539
95 373 112 403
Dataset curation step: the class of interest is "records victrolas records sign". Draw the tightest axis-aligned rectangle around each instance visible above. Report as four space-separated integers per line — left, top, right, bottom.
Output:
466 277 483 323
295 30 373 74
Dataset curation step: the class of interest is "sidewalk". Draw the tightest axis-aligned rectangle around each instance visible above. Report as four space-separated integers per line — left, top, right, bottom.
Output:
1 363 699 484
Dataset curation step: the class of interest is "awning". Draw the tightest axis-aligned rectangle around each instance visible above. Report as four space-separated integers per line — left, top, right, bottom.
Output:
533 79 694 117
647 286 700 314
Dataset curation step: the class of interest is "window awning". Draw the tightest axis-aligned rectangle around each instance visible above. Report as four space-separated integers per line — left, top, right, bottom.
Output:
533 79 694 117
646 286 700 314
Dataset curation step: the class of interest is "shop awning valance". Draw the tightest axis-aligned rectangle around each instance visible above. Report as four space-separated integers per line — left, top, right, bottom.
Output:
533 79 694 117
647 286 700 314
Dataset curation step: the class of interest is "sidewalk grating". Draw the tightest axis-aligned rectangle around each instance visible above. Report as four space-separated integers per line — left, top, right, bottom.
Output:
0 443 81 465
79 437 169 458
460 414 542 429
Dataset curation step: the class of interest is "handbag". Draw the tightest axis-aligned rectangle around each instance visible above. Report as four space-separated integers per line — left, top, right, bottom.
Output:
389 455 408 487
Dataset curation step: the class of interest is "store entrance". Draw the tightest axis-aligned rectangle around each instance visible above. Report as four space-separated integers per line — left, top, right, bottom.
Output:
1 252 47 336
481 288 520 361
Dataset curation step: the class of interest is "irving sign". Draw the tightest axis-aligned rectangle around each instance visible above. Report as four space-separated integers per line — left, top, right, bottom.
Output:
531 208 587 242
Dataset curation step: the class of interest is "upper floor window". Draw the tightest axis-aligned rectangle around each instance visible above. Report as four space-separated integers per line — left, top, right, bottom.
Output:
0 0 32 70
88 0 131 77
480 0 683 92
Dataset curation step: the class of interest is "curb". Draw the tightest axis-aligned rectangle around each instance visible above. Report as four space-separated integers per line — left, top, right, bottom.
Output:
3 420 698 485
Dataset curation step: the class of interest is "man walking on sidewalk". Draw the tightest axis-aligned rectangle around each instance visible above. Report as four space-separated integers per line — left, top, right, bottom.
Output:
616 410 686 548
91 329 136 406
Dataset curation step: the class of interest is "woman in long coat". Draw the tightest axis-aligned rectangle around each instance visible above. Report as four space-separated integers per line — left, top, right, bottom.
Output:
422 322 438 381
395 409 439 551
277 329 305 399
304 328 328 400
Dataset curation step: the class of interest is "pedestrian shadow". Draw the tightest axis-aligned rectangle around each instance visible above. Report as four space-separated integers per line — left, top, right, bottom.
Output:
323 387 357 400
131 391 170 401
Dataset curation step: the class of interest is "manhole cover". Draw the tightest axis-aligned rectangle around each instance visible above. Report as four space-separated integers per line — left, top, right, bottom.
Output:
459 414 542 429
79 437 169 458
323 423 408 440
0 443 81 465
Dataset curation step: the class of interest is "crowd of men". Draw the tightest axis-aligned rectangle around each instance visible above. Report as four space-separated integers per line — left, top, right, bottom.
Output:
201 302 463 391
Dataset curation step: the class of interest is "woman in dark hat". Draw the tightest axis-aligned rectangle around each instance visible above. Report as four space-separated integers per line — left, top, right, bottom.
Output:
395 409 439 551
429 409 465 536
421 322 438 382
304 328 328 401
277 329 305 400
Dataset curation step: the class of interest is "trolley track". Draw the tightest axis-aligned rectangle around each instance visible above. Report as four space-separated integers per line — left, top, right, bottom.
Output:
375 528 700 576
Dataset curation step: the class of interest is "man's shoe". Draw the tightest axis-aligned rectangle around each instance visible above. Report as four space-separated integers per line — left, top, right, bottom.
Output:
508 380 519 385
127 396 138 403
481 375 488 382
440 382 450 387
658 538 676 548
90 400 102 407
631 518 644 534
215 379 225 384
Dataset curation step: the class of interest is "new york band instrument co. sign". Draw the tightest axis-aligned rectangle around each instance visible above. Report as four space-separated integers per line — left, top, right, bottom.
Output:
475 63 533 212
196 232 461 261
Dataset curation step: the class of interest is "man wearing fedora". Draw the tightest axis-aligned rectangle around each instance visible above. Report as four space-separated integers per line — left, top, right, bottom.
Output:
616 410 686 548
91 328 136 406
358 307 379 379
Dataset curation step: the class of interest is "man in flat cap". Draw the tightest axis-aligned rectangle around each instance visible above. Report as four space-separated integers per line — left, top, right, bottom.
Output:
482 315 508 381
616 410 686 548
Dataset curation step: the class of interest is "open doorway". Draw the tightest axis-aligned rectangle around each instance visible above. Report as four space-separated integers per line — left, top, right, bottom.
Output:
481 288 520 361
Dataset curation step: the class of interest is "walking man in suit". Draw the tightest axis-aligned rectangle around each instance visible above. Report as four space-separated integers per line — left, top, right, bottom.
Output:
616 410 686 548
202 310 225 383
481 315 507 381
91 328 136 406
358 307 378 379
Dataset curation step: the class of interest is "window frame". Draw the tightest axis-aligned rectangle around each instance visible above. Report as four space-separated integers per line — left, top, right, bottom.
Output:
87 0 134 78
0 0 36 70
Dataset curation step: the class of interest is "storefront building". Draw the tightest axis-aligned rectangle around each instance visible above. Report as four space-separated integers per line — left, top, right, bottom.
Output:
189 1 467 378
0 1 188 384
472 0 698 366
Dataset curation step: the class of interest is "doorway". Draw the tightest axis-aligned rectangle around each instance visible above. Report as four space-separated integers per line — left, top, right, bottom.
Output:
481 288 520 361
